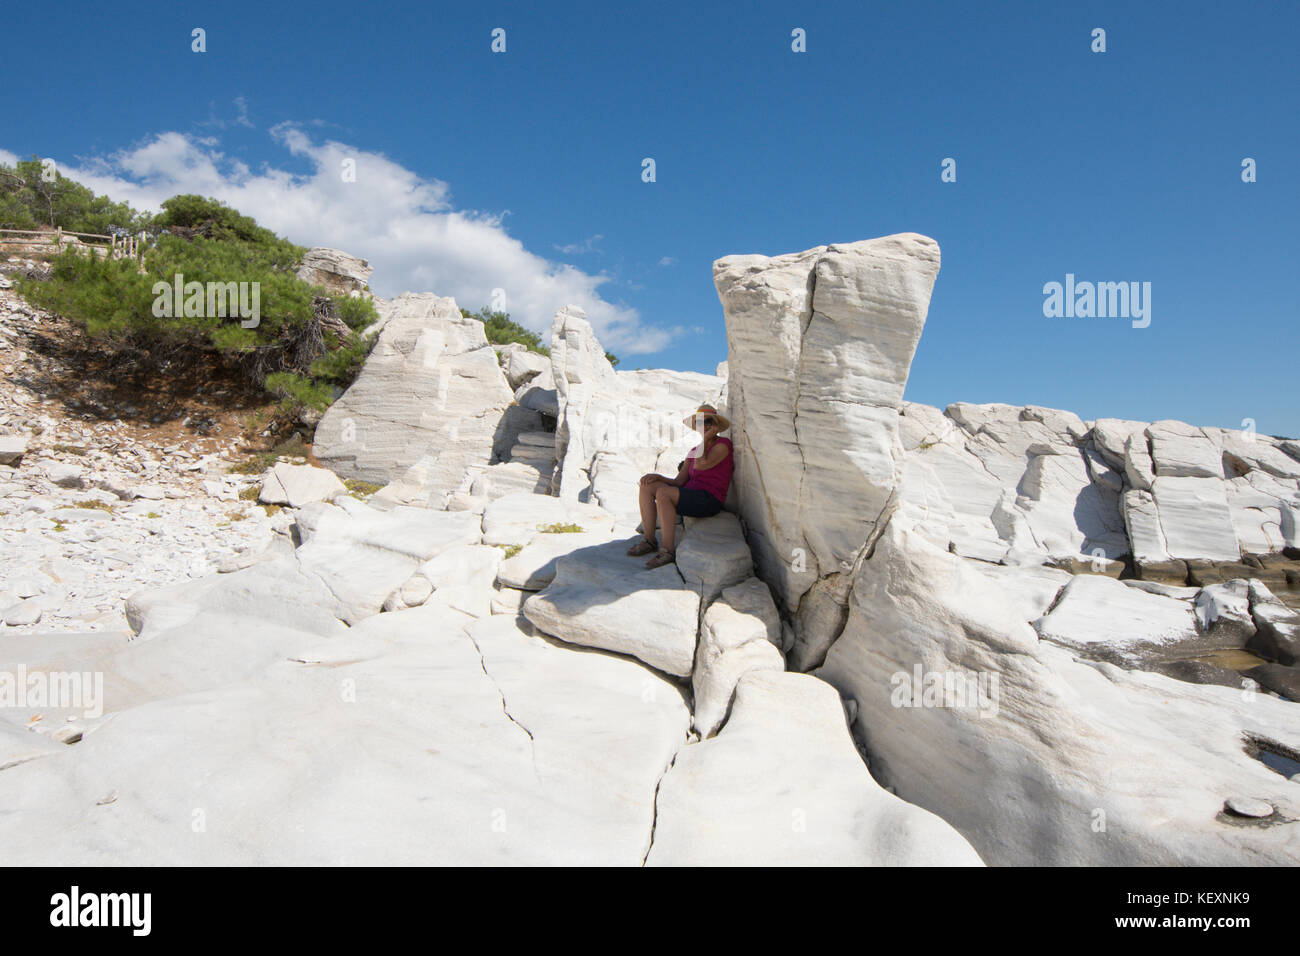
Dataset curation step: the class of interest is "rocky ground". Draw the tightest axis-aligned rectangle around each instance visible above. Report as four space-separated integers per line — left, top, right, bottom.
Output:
0 259 294 634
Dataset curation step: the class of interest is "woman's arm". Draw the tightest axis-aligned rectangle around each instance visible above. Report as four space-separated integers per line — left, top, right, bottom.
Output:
639 461 691 487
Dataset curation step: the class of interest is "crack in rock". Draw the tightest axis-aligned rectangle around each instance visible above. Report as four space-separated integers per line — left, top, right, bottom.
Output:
640 746 681 866
463 626 540 783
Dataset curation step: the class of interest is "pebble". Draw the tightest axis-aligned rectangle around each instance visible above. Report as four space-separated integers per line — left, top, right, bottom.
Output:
1224 796 1274 818
3 598 44 626
400 574 434 607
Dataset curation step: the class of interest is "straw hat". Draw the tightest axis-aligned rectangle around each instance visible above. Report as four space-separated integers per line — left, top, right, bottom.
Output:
682 404 731 431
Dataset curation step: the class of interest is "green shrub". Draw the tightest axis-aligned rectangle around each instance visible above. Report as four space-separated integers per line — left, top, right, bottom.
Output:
538 522 583 533
345 479 384 498
461 306 621 367
75 499 116 512
229 457 272 475
463 306 548 355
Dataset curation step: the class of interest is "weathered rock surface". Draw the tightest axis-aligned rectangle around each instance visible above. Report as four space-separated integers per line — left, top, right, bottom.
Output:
549 306 725 523
0 432 29 465
722 235 946 671
295 247 373 295
0 606 691 864
313 293 517 490
816 517 1300 866
1034 574 1202 664
676 512 754 605
258 462 346 508
497 530 620 590
692 577 784 738
481 492 615 547
522 538 700 677
293 500 483 624
715 234 941 662
646 671 984 866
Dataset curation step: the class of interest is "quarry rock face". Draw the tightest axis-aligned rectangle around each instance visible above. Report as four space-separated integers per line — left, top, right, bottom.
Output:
816 515 1300 865
312 293 521 492
713 234 941 666
4 236 1298 867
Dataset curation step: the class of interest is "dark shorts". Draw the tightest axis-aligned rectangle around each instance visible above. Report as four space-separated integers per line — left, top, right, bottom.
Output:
677 487 724 518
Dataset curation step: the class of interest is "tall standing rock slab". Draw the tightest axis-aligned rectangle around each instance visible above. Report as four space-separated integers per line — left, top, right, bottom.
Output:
714 234 941 649
313 294 516 489
550 305 618 501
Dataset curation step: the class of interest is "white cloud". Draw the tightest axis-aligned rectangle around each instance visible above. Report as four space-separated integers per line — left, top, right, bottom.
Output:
658 256 676 266
14 127 672 354
555 234 603 255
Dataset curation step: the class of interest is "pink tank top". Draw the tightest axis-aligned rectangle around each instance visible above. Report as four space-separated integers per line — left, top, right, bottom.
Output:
684 436 734 504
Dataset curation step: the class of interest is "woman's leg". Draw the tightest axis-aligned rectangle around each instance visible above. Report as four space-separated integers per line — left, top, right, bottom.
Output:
654 484 680 552
638 482 659 544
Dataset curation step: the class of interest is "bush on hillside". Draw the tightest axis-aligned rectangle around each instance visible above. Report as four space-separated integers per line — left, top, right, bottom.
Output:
15 192 377 417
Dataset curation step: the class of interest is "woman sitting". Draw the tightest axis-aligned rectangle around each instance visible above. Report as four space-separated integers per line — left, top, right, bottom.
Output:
627 405 733 569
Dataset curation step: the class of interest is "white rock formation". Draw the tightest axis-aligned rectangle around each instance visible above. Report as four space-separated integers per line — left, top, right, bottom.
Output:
295 247 373 295
1034 573 1201 663
646 671 984 866
715 234 941 663
815 515 1300 865
0 605 692 864
497 530 620 590
292 498 483 624
4 237 1298 869
548 305 725 522
258 462 346 508
481 492 615 547
313 293 536 491
692 577 784 738
522 539 700 677
675 512 754 605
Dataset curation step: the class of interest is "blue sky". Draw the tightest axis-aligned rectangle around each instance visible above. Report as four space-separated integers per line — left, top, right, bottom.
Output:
4 0 1297 435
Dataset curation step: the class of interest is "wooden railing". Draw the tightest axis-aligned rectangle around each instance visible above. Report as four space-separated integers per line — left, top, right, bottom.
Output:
0 226 143 261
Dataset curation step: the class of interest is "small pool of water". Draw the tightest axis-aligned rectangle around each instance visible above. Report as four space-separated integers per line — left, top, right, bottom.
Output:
1253 746 1300 779
1187 647 1271 672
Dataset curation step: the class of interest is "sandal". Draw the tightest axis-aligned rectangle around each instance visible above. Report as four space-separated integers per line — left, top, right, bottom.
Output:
626 537 658 557
645 549 676 569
